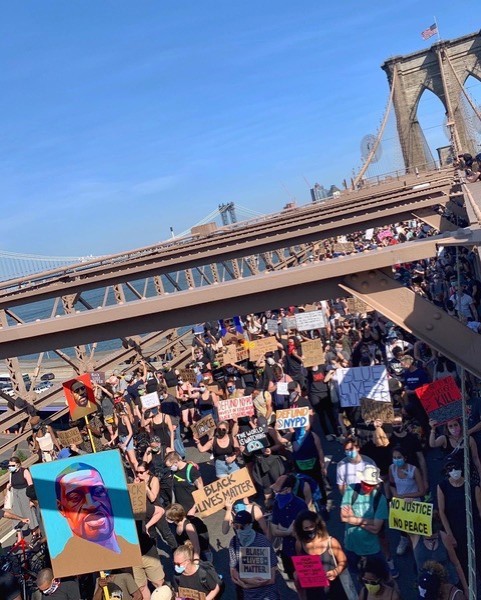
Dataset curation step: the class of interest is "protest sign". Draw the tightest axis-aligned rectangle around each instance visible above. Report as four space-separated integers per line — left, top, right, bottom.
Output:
237 427 269 452
62 374 98 422
361 398 396 424
276 380 289 395
89 372 106 385
178 588 206 600
266 318 279 334
179 369 197 385
275 407 310 430
281 316 297 332
377 229 393 242
335 366 390 408
239 546 271 580
56 427 83 447
291 555 329 588
31 449 141 579
415 376 462 424
236 347 249 362
141 391 160 410
301 340 325 368
303 303 319 312
332 241 355 254
295 311 326 331
216 344 238 367
346 297 370 314
192 324 204 335
191 414 216 440
128 482 146 520
193 467 256 517
249 337 279 362
217 396 254 421
389 498 433 536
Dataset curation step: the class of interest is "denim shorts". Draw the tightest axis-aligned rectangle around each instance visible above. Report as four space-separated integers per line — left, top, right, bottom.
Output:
215 459 240 478
119 435 134 451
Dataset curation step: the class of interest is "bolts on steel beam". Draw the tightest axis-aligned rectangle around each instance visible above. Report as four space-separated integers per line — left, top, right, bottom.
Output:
433 312 442 320
361 282 369 290
425 324 434 331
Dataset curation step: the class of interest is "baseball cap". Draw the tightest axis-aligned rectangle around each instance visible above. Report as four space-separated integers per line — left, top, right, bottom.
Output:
233 510 253 526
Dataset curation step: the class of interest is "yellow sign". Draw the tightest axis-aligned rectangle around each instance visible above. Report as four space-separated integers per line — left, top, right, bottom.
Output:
389 498 433 536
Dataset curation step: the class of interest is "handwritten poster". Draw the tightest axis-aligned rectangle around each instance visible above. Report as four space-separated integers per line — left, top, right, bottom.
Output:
217 396 254 421
249 337 279 362
56 428 83 447
191 415 216 439
295 311 326 331
335 366 389 407
291 555 329 588
361 398 396 424
128 482 146 520
301 340 325 368
275 407 310 430
415 376 462 424
237 427 269 452
141 391 160 410
193 468 256 517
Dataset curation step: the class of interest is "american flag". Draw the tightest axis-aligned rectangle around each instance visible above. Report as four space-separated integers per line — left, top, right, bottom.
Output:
421 23 438 40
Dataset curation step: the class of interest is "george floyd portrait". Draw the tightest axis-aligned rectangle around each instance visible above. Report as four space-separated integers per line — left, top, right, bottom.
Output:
30 450 141 578
62 374 98 421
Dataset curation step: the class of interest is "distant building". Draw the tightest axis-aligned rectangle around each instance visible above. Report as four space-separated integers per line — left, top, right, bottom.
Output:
310 183 328 202
329 185 341 198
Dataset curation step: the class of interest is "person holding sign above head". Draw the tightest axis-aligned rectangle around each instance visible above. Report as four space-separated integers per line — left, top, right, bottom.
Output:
222 498 270 538
293 509 353 600
229 510 279 600
194 420 240 479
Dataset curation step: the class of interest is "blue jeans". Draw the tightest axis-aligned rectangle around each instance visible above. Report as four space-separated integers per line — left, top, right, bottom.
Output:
215 459 240 478
173 426 185 459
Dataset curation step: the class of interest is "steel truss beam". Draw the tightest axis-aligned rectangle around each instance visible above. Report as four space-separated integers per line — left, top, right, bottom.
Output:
1 228 479 360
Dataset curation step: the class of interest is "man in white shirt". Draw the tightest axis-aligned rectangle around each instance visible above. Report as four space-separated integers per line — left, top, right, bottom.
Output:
336 436 376 495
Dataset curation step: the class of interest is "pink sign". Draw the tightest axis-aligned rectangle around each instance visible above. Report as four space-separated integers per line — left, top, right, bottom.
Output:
377 229 393 242
217 395 254 421
292 555 329 588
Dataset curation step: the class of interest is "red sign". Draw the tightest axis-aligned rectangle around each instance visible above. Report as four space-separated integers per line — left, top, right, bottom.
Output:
291 555 329 588
62 373 98 422
415 376 461 414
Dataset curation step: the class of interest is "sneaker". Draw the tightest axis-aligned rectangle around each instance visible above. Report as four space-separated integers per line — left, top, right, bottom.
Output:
387 559 399 579
396 536 409 556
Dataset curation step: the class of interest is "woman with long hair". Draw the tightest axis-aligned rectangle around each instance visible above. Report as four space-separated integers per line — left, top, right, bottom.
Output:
111 400 138 474
294 509 353 600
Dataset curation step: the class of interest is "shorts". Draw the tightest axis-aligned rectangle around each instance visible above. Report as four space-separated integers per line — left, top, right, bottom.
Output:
133 545 165 588
181 400 195 410
119 435 134 451
215 459 240 478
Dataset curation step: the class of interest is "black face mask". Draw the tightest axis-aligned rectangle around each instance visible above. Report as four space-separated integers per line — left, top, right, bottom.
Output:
217 430 227 438
304 530 317 541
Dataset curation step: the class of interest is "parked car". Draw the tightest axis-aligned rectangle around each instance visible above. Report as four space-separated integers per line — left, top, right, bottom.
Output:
40 373 55 381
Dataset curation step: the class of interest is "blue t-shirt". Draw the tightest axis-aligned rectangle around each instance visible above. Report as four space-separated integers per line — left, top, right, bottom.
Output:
271 495 307 556
341 485 388 555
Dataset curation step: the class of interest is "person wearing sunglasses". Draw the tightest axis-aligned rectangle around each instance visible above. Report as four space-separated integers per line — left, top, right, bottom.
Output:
194 421 240 479
173 541 221 599
358 556 400 599
36 568 81 599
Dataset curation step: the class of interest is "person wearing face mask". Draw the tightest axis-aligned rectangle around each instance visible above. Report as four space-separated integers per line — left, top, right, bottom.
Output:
293 510 353 599
388 446 425 558
194 421 240 478
270 474 308 580
156 385 185 460
164 452 204 516
222 498 270 537
228 510 279 600
173 542 221 600
340 466 389 578
437 457 481 581
36 568 81 599
429 418 481 485
196 381 218 418
5 456 39 537
357 556 400 600
337 437 377 495
417 561 466 600
250 386 273 423
390 418 428 494
142 404 174 452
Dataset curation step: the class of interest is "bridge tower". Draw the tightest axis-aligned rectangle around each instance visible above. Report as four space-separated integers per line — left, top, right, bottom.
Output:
382 31 481 171
218 202 238 225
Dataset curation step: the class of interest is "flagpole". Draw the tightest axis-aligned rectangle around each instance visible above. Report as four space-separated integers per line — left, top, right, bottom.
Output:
434 16 441 41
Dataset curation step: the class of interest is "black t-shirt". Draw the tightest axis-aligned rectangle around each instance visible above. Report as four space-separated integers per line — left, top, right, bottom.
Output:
176 566 217 596
0 572 21 600
45 580 81 600
173 464 200 510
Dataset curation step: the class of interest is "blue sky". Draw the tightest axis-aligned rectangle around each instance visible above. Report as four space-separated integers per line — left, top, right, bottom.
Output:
1 2 480 256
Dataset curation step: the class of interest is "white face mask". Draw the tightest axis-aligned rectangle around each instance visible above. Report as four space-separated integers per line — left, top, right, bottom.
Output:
449 469 462 480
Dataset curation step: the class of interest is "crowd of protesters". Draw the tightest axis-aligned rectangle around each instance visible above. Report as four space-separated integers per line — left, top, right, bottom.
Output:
3 215 481 600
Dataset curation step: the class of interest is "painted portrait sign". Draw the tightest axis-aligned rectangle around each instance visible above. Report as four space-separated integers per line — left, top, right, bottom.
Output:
62 373 98 421
30 450 141 578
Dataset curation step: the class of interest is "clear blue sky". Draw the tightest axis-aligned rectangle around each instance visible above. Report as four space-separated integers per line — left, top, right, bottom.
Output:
1 2 479 256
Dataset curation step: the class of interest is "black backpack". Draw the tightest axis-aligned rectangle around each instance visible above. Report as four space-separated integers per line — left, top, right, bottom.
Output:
175 560 224 598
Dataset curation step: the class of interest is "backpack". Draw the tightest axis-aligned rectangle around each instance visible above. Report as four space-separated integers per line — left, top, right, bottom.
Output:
292 473 329 521
175 560 224 598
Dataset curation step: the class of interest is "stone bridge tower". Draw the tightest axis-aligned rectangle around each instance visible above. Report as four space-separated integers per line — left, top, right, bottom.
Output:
382 31 481 172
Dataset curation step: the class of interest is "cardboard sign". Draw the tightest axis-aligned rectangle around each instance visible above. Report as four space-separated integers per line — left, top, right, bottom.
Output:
389 498 433 536
291 555 329 588
266 319 279 334
361 398 396 424
295 311 326 331
179 369 197 385
301 340 325 368
346 297 370 314
216 344 238 367
239 546 271 580
193 467 256 517
56 427 83 447
89 372 106 385
141 391 160 410
30 449 141 579
332 241 355 254
217 396 254 421
236 347 249 362
237 427 269 452
275 407 310 430
415 376 462 424
191 414 216 440
335 366 390 408
249 337 279 362
128 482 146 520
178 588 206 600
281 316 297 332
63 374 98 422
303 303 319 312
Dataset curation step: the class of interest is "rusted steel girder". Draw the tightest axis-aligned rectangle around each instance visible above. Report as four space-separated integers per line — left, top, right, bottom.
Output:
1 228 478 360
0 176 454 309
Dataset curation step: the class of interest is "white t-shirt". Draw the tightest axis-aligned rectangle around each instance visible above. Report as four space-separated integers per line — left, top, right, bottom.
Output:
336 454 376 489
